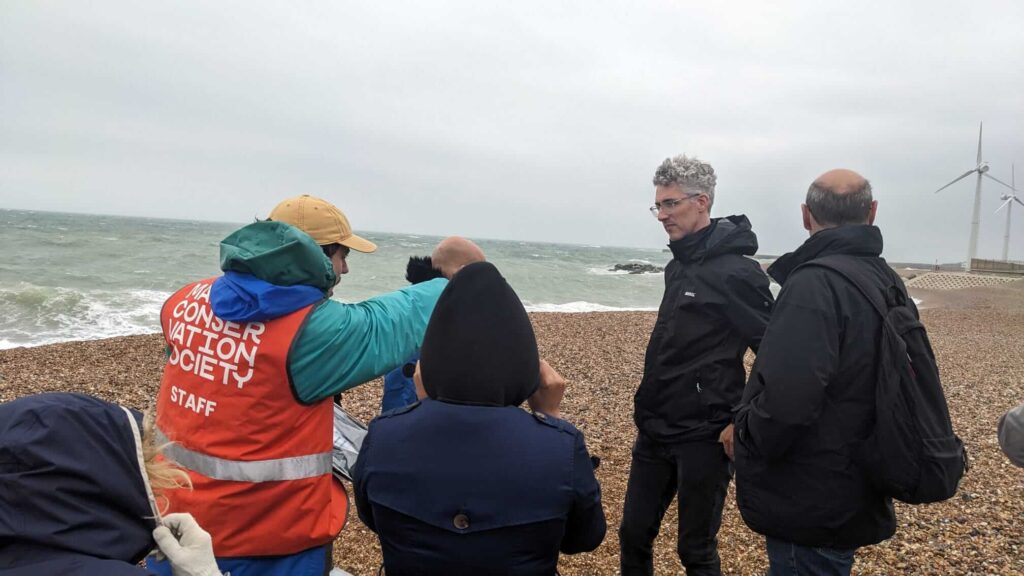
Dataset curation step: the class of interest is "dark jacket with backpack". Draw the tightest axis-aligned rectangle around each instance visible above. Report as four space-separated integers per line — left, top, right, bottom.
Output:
635 215 774 444
735 225 907 548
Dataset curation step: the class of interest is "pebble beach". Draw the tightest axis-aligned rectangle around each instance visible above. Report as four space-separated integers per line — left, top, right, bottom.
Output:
1 281 1022 575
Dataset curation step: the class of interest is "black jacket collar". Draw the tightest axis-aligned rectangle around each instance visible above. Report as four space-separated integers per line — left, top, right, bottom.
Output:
768 225 884 284
668 215 759 263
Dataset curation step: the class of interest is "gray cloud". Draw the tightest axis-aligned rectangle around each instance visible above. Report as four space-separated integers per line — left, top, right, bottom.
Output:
2 1 1023 263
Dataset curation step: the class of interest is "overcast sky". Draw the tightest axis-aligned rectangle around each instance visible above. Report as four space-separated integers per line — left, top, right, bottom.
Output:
2 1 1023 263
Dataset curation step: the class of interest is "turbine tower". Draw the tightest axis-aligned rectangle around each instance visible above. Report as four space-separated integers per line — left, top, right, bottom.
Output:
995 164 1023 261
934 122 1014 271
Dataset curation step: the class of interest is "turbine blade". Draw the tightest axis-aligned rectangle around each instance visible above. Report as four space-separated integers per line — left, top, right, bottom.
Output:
977 122 983 164
1013 163 1016 190
983 173 1015 191
934 169 977 193
1015 197 1024 208
995 198 1013 213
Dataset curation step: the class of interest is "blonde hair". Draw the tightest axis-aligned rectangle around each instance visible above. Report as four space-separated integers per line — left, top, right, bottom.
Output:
142 411 192 514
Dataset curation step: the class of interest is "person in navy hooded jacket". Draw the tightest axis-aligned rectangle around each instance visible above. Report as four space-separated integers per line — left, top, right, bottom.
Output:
0 393 208 576
353 261 607 575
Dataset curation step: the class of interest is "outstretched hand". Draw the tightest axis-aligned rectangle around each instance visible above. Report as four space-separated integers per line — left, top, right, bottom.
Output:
528 359 566 418
152 513 222 576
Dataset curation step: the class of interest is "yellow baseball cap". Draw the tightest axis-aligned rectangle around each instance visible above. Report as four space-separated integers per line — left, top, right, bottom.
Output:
269 195 377 253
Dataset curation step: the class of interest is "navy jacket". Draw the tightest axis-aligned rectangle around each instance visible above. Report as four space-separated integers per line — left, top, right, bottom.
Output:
0 393 159 576
353 399 606 575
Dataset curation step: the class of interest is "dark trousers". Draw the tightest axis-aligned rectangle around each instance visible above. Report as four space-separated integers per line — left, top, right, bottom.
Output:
765 538 856 576
619 433 732 576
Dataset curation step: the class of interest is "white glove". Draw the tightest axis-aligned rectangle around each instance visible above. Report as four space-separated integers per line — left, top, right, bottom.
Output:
152 513 223 576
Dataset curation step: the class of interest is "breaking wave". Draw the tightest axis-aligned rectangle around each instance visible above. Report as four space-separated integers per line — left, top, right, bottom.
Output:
523 301 657 313
0 282 167 349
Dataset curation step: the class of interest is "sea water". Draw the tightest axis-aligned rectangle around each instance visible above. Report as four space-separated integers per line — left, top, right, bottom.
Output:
1 209 692 349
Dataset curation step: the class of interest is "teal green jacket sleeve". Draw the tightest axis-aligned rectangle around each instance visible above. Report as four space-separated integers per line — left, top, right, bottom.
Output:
289 278 447 403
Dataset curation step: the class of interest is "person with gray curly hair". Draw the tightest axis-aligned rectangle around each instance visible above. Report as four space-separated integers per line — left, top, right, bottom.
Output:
652 154 718 207
621 155 774 575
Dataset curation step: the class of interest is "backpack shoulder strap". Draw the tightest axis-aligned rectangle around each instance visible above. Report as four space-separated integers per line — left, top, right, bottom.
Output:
795 255 890 322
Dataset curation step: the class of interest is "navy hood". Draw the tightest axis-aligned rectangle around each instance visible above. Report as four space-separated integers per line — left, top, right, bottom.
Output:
0 393 159 566
420 262 540 407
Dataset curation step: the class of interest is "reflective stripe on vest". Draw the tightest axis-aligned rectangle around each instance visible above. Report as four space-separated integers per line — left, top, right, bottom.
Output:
156 428 332 482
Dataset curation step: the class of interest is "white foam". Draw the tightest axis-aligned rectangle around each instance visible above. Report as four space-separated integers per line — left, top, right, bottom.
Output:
0 284 169 348
524 301 657 313
587 267 630 276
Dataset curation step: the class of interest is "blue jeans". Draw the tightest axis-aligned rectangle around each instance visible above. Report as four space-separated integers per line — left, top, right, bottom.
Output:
147 543 332 576
766 537 856 576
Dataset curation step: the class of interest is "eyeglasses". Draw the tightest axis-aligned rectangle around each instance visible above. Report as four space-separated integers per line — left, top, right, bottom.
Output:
649 192 702 217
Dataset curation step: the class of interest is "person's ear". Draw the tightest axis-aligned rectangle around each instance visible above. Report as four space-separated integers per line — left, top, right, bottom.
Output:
867 200 878 225
697 193 711 214
802 204 814 232
413 361 427 400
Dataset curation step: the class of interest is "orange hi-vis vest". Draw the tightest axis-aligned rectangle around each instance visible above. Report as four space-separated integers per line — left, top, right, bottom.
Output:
156 277 346 557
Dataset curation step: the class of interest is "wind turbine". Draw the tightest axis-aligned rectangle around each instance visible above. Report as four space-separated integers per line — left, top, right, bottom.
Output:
933 122 1015 271
995 164 1022 262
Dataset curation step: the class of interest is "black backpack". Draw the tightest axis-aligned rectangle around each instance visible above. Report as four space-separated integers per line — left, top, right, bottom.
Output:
806 255 967 504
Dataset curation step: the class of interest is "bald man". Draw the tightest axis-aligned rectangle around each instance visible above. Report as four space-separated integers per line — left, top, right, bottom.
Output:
431 236 487 278
734 169 910 575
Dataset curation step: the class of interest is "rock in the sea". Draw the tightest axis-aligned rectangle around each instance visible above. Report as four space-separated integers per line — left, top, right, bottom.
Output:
611 263 664 274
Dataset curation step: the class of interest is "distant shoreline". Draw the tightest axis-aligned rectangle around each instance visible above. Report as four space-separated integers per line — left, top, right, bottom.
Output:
0 208 982 265
6 275 1024 350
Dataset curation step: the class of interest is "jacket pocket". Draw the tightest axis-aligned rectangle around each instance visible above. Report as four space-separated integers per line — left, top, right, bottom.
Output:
696 364 739 420
637 370 704 425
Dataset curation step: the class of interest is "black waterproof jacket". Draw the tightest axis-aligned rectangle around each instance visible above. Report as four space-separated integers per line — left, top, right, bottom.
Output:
735 225 901 549
634 215 774 444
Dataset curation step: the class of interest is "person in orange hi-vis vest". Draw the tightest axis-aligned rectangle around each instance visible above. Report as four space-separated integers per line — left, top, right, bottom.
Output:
147 195 449 576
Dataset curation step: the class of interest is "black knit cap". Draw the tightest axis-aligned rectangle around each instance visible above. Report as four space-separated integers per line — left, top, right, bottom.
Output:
420 261 540 407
